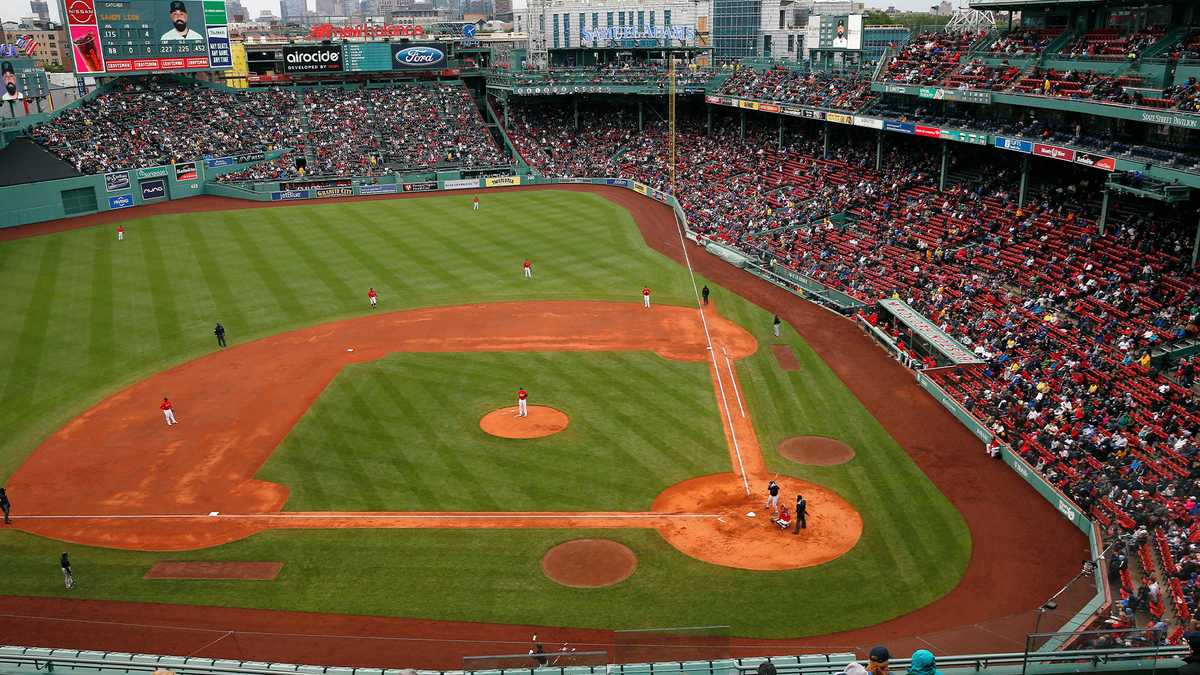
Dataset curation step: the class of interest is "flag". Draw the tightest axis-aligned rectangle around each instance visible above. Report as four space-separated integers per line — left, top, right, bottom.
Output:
19 35 39 56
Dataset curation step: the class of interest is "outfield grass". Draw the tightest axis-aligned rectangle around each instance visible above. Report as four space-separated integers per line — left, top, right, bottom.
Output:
259 352 730 512
0 190 970 635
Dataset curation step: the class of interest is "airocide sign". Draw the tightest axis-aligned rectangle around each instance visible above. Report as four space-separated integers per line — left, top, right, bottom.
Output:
283 45 342 73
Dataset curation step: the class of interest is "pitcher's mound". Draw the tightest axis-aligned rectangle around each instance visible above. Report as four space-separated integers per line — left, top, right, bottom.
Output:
542 539 636 588
480 405 568 439
779 436 855 465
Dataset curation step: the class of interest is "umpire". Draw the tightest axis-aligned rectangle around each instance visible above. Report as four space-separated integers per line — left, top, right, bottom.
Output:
0 486 10 524
214 322 226 348
793 494 808 534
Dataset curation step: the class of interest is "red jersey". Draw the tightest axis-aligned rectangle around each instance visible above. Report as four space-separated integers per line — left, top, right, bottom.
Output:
523 260 531 269
368 289 377 298
642 287 651 296
517 390 528 400
117 226 124 233
473 197 480 204
160 400 173 411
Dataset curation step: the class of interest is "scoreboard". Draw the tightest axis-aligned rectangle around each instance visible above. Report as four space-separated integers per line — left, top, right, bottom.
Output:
63 0 231 74
343 43 392 72
0 57 50 101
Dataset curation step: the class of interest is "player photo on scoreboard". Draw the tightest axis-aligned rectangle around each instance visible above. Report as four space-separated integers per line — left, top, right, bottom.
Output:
1 61 24 101
161 0 203 41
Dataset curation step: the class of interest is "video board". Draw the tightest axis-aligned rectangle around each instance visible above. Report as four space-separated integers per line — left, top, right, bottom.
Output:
284 43 449 74
64 0 231 74
804 14 863 52
1 57 50 101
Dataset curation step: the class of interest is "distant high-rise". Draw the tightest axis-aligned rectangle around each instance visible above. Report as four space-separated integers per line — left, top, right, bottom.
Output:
280 0 307 23
225 0 249 22
315 0 339 16
493 0 511 20
29 0 49 20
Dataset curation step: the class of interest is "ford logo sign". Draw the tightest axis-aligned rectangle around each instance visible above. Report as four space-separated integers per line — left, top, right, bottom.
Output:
395 46 444 67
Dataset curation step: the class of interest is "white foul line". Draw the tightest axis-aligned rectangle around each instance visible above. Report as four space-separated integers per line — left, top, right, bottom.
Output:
670 227 751 495
722 344 746 419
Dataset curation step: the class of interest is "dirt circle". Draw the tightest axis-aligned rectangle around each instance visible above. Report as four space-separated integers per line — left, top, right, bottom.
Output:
541 539 637 588
479 406 569 439
652 473 863 570
778 436 856 466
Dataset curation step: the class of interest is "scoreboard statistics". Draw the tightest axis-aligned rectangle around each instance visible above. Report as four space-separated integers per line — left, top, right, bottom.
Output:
63 0 231 74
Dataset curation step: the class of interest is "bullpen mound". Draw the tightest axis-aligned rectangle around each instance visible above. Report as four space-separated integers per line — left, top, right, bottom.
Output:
480 406 569 439
542 539 637 588
779 436 855 466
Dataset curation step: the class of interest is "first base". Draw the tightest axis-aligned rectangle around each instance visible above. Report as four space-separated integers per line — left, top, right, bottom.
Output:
746 511 756 518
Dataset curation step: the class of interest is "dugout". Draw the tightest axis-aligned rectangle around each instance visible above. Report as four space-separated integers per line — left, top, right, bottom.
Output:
861 298 982 370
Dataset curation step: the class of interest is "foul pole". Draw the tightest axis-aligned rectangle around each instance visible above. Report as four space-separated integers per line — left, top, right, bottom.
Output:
668 53 677 195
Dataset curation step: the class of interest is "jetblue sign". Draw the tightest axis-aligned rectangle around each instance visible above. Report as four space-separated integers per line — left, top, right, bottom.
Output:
994 136 1033 153
581 25 696 42
390 44 446 70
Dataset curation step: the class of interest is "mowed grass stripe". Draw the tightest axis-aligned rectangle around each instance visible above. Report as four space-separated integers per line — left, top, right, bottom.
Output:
136 222 184 351
224 220 308 320
0 237 63 409
181 219 247 330
264 210 357 304
86 225 117 380
308 209 412 299
353 207 470 291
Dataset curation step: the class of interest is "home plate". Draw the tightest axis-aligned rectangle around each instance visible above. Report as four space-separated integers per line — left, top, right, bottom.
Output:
209 511 219 517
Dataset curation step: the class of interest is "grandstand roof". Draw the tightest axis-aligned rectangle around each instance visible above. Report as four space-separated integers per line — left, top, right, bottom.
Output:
969 0 1188 7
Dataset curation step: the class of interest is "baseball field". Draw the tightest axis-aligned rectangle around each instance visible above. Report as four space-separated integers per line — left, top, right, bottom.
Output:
0 186 1087 667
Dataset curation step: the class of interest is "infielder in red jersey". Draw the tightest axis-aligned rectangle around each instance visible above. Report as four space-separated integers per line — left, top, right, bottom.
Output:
642 286 651 309
367 287 378 309
517 388 528 417
523 259 532 278
160 397 177 426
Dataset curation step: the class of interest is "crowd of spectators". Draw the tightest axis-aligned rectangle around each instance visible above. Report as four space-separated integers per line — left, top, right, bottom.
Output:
882 30 985 86
986 28 1063 56
495 61 717 89
716 68 876 111
504 101 641 176
508 104 1200 638
1063 27 1163 59
31 79 302 175
94 82 506 182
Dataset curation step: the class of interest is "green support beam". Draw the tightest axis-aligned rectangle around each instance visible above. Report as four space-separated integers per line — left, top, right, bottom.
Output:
876 132 883 172
638 99 644 131
739 108 745 139
707 105 712 135
778 116 783 150
823 123 830 160
939 142 949 192
573 95 579 130
1193 218 1200 268
1098 189 1110 236
1019 156 1030 208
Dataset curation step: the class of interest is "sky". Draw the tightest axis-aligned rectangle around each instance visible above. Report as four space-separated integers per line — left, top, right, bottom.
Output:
0 0 948 26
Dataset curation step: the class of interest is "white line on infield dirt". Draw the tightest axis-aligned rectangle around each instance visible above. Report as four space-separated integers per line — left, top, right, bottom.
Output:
675 228 751 496
721 344 746 419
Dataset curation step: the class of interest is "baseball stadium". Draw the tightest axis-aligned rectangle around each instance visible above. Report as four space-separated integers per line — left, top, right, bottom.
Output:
0 0 1199 673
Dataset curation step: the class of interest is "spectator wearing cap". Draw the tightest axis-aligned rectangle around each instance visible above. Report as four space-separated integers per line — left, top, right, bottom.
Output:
1178 633 1200 675
867 646 890 675
907 650 942 675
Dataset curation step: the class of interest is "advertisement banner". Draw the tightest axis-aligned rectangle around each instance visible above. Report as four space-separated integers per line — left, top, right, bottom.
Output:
137 166 168 179
801 109 826 121
1033 143 1075 162
853 116 883 129
994 136 1033 153
390 43 447 70
283 45 343 73
281 178 351 191
140 178 167 201
104 170 130 192
174 161 198 181
484 176 521 187
402 181 438 192
234 151 266 164
632 182 648 195
758 103 780 113
940 129 988 145
1074 152 1116 172
605 178 630 187
271 190 309 201
204 156 234 168
444 178 480 190
360 183 398 195
826 112 853 125
108 194 134 209
883 121 914 134
314 187 353 198
206 25 232 69
915 125 940 138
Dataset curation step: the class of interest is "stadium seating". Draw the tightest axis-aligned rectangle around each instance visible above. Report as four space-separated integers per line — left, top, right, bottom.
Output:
716 68 876 110
31 80 504 179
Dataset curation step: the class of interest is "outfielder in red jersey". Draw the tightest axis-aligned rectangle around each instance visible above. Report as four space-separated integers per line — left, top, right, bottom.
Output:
523 259 532 279
473 196 480 211
117 225 125 241
368 287 378 309
517 388 528 417
642 286 651 309
160 397 177 426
